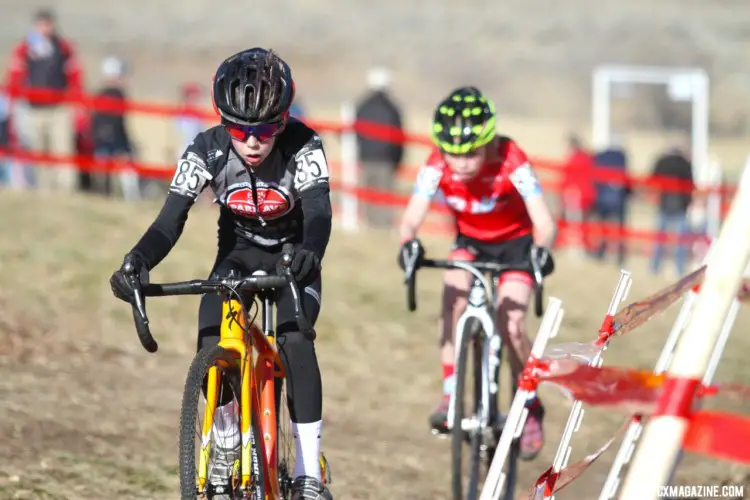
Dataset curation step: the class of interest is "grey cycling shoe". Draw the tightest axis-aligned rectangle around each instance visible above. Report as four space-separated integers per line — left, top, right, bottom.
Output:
291 476 333 500
208 443 239 499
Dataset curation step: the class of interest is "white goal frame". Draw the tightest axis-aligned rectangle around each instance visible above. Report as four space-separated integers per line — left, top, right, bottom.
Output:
591 64 710 183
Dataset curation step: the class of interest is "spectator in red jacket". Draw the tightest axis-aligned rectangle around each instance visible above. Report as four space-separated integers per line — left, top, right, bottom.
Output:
561 134 596 212
559 134 596 253
5 8 83 193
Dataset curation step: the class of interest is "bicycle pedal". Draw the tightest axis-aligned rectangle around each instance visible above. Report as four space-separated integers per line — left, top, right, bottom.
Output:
206 482 232 497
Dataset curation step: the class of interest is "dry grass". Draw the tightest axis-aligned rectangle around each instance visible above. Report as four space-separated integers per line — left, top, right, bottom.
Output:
0 189 748 499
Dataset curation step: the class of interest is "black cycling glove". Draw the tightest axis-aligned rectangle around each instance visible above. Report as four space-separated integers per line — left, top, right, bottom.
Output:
398 238 425 271
110 252 149 303
530 244 555 277
289 247 321 288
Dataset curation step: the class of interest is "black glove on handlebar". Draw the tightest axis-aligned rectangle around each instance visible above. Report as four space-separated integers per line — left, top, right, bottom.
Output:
530 244 555 277
289 247 321 288
110 252 149 303
398 238 425 271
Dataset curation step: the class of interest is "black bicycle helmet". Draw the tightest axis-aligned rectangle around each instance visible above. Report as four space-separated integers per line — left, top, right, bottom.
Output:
431 86 496 155
212 47 295 126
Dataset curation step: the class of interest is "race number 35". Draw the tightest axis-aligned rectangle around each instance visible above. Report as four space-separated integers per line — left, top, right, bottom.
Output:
295 149 329 187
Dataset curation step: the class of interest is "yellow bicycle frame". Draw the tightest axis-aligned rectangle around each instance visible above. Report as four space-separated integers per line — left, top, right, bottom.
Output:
196 296 287 499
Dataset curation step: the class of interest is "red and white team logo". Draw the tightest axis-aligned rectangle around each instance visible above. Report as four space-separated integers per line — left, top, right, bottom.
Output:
226 185 291 218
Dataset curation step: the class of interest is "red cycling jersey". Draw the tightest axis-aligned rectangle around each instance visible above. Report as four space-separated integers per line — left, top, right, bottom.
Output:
413 136 543 243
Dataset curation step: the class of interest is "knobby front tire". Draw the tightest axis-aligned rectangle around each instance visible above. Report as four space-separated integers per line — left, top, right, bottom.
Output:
451 319 484 500
178 344 265 500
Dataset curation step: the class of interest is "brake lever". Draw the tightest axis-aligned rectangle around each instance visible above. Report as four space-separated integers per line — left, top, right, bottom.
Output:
530 258 544 318
123 261 158 353
285 271 315 339
402 245 421 312
401 242 421 284
131 278 148 320
279 243 316 340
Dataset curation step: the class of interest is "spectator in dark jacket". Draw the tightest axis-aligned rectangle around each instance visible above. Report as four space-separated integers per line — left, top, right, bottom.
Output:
590 137 632 265
354 67 405 228
650 145 695 277
89 56 136 200
5 8 82 192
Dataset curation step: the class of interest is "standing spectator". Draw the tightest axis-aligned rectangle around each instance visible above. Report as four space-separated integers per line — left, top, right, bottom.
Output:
90 56 135 199
73 107 95 192
590 136 632 265
650 144 695 277
173 82 205 161
0 92 14 187
559 134 595 253
5 8 83 192
0 91 35 189
354 66 405 229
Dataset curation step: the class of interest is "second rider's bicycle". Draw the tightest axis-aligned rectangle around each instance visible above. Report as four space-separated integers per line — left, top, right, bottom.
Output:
124 243 331 499
402 242 544 500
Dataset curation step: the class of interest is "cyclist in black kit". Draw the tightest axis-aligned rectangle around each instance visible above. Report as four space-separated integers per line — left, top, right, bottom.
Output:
109 48 333 500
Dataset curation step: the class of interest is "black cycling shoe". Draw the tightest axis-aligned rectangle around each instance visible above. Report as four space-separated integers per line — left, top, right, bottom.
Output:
429 395 451 434
291 476 333 500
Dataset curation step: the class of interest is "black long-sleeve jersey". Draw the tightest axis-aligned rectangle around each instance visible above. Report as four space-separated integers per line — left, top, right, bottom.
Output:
128 118 333 270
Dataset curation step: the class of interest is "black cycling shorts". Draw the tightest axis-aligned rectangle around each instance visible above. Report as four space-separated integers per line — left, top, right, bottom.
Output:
449 233 546 287
197 239 323 422
197 240 322 348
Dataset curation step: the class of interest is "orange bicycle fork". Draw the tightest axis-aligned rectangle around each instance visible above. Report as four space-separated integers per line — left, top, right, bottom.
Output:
245 294 287 499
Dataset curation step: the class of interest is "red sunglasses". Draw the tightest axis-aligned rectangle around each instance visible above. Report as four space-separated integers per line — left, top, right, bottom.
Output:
224 118 286 142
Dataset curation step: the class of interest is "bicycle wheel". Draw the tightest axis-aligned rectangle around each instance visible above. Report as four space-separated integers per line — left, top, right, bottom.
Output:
451 318 484 500
275 371 296 499
484 339 519 500
502 379 520 500
178 344 265 499
274 356 331 499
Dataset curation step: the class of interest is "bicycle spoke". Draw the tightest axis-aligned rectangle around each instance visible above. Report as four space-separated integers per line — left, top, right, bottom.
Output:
277 377 296 499
453 322 485 500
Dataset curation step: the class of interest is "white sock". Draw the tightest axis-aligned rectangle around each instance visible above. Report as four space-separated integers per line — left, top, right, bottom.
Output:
292 420 322 480
212 402 240 449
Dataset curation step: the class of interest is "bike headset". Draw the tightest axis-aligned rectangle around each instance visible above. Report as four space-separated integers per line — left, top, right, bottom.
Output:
431 86 497 156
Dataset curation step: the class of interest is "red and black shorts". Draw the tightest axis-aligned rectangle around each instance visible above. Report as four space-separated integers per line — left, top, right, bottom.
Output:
449 233 537 288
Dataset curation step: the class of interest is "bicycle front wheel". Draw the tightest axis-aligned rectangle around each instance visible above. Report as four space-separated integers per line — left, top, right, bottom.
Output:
275 371 296 499
178 344 265 500
451 318 484 500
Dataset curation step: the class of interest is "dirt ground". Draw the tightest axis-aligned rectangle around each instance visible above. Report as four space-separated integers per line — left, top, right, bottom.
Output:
0 190 748 499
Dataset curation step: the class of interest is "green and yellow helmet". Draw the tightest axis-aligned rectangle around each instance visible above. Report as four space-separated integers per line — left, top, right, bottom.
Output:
431 86 497 155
